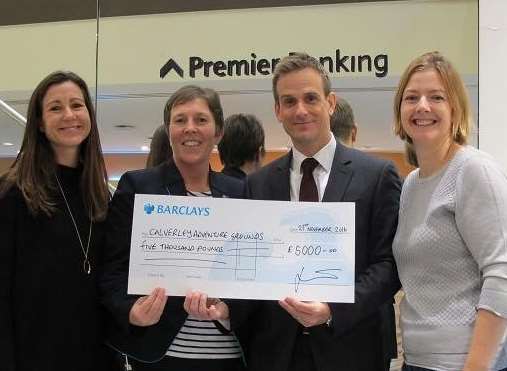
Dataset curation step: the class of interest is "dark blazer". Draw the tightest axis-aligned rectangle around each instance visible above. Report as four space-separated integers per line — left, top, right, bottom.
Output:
229 142 401 371
221 166 247 180
99 160 245 362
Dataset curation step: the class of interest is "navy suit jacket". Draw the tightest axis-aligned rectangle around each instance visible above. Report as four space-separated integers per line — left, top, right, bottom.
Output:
230 142 401 371
99 160 245 362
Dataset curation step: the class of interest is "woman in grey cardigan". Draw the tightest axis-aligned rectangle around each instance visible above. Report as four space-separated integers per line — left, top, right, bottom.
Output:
392 51 507 371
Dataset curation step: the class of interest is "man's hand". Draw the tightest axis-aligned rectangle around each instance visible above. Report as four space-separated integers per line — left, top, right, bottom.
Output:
184 291 229 321
129 288 167 326
279 297 331 328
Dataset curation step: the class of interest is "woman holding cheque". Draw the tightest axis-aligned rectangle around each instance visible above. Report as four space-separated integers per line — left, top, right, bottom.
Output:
392 51 507 371
100 85 246 371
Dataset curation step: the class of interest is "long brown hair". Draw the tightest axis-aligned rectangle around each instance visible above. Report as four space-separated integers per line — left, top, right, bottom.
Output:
0 71 109 221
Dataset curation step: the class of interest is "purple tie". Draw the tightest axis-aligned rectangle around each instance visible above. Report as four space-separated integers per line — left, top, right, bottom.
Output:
299 158 319 202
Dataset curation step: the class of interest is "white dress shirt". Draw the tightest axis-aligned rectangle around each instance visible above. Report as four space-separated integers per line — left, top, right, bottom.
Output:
290 135 336 202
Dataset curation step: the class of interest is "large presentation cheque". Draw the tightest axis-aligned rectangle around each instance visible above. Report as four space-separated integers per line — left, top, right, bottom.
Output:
128 194 355 302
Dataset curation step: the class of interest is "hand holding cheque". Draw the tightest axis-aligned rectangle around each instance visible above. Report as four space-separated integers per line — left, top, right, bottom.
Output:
128 288 167 326
278 297 331 327
183 291 230 321
128 194 355 303
185 292 331 327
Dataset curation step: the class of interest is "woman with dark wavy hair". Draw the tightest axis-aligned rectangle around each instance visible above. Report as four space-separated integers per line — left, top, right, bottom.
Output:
0 71 111 371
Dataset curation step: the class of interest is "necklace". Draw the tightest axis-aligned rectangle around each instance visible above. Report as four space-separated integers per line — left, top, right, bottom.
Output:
55 173 92 275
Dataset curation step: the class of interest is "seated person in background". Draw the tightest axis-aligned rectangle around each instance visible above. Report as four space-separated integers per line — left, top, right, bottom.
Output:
145 124 173 168
218 113 265 179
100 85 246 371
330 97 357 147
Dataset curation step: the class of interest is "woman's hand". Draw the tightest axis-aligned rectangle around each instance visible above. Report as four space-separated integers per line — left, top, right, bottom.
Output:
463 309 507 371
184 291 229 321
128 288 167 326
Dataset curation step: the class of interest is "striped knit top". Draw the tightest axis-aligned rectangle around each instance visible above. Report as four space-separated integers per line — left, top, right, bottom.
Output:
166 190 242 359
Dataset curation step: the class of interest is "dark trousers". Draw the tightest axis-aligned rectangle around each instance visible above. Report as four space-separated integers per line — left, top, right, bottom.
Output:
288 330 392 371
129 356 244 371
288 332 317 371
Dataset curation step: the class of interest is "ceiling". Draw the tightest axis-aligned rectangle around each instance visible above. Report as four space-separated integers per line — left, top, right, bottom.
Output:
0 0 401 26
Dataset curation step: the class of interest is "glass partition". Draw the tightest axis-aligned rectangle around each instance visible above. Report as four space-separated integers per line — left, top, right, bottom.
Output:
0 0 478 178
95 0 478 179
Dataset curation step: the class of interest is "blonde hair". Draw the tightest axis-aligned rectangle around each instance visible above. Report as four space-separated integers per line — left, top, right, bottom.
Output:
393 51 472 165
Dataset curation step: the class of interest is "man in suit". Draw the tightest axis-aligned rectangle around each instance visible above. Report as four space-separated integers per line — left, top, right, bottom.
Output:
185 52 401 371
330 96 358 147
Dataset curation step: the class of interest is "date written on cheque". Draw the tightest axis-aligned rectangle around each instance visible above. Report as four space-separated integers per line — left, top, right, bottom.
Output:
293 224 348 233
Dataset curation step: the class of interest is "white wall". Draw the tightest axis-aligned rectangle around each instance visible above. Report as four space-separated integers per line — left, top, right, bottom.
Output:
479 0 507 170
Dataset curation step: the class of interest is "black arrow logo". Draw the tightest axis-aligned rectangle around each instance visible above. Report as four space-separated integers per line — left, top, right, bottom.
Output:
160 58 184 78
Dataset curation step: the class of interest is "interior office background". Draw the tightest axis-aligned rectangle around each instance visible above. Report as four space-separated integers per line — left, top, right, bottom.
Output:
0 0 486 182
3 1 506 370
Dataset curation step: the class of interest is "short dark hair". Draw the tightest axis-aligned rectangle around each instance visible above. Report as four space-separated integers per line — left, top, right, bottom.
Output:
218 114 265 168
272 52 331 103
146 125 172 168
330 97 355 142
163 85 224 135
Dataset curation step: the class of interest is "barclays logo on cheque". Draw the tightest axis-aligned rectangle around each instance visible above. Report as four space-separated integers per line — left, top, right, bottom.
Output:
144 203 156 215
143 202 210 216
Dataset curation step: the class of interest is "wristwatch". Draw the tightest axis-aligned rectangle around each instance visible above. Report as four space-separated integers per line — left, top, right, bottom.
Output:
325 315 333 327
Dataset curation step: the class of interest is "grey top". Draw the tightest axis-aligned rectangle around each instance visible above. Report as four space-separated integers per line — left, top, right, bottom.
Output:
393 146 507 371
